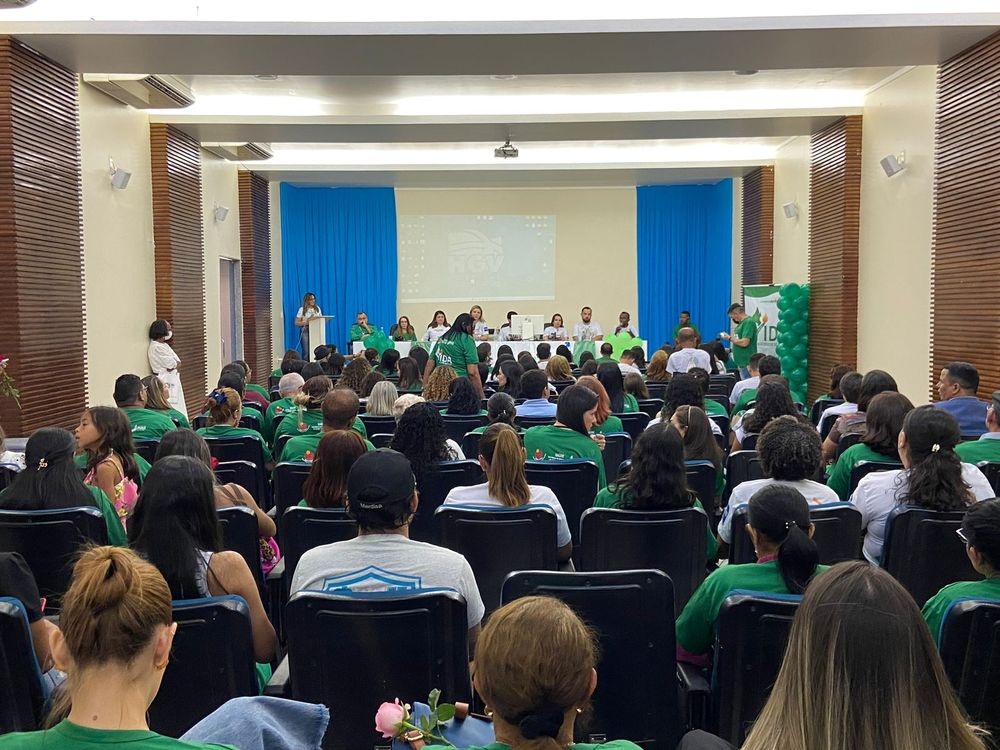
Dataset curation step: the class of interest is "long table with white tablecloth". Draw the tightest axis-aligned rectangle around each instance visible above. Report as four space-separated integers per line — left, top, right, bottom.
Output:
352 340 647 359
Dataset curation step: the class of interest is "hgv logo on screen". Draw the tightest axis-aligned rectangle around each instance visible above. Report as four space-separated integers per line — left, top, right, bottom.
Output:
447 229 504 274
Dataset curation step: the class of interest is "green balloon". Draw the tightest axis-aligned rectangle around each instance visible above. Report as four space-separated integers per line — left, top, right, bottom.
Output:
775 342 788 358
791 343 808 361
777 296 792 313
790 367 807 384
782 283 802 299
791 319 808 337
780 357 797 374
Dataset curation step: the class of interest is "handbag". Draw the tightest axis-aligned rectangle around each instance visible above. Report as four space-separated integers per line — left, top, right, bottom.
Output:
390 702 495 750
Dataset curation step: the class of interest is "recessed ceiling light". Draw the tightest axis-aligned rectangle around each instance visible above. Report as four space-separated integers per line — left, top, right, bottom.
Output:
734 70 759 76
490 74 518 81
254 74 279 81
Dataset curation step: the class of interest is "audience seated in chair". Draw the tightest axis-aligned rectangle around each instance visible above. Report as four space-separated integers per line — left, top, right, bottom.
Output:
923 499 1000 643
850 406 994 564
822 369 898 462
422 364 458 402
644 350 671 383
516 370 557 419
113 374 179 439
956 390 1000 465
935 361 990 437
396 356 423 394
141 374 191 430
650 375 722 437
687 367 727 418
623 372 648 401
290 448 484 649
128 456 276 685
468 392 519 436
523 384 607 489
671 406 725 497
364 381 398 418
446 377 485 417
0 428 126 545
597 363 639 414
595 422 717 560
826 392 913 500
390 402 465 487
618 348 641 377
667 328 711 375
718 416 838 547
731 376 805 451
576 375 624 436
272 376 335 449
279 390 374 464
816 369 862 438
730 355 781 415
728 352 764 408
3 546 232 749
444 423 572 561
474 595 643 750
196 388 274 472
0 552 58 675
300 430 368 509
359 371 385 400
76 406 141 528
230 360 272 410
336 358 371 397
545 354 575 384
262 373 304 443
677 485 824 666
495 360 523 400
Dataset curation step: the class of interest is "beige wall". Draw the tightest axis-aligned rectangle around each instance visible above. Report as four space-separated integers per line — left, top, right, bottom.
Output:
202 152 242 385
79 84 156 406
772 135 810 284
393 188 637 335
858 66 937 404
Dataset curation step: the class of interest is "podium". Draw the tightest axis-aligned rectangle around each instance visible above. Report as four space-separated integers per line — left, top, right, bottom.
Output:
306 315 334 350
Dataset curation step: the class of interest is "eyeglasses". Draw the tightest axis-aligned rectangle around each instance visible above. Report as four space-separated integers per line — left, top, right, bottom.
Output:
956 527 970 545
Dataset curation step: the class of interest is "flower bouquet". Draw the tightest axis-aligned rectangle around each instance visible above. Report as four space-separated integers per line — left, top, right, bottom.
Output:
0 356 19 408
376 689 492 749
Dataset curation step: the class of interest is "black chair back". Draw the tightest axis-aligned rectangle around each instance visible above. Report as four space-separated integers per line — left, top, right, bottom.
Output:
722 451 763 504
514 415 556 429
524 459 600 546
0 598 45 733
0 507 108 609
134 438 160 465
502 570 681 748
848 459 902 495
217 506 264 585
976 461 1000 494
285 590 473 750
461 430 482 458
704 394 730 412
686 460 719 517
637 398 664 419
836 431 862 457
709 374 737 396
615 412 651 441
203 437 269 508
739 433 759 451
193 415 209 430
712 592 801 745
359 414 397 436
645 382 668 400
810 397 844 426
440 414 488 444
148 596 257 737
602 432 632 483
578 507 708 612
435 506 558 615
882 506 981 606
940 599 1000 734
214 459 261 503
370 433 394 449
281 506 358 584
273 461 312 517
708 414 731 436
239 412 262 433
729 502 864 566
411 460 485 542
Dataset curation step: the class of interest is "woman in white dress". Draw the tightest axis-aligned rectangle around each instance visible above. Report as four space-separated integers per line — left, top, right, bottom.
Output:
147 319 187 416
295 292 322 357
424 310 450 343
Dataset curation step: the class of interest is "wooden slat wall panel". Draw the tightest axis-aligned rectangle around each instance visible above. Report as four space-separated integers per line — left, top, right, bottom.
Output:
930 32 1000 401
238 171 272 384
808 116 862 403
741 166 775 286
0 37 85 435
149 123 206 418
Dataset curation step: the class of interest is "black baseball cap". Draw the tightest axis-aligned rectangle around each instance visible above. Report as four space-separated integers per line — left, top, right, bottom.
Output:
347 449 416 514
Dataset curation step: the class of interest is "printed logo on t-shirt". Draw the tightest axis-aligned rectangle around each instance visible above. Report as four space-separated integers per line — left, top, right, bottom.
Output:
304 450 315 463
132 426 146 432
533 448 544 460
298 422 308 432
321 566 422 592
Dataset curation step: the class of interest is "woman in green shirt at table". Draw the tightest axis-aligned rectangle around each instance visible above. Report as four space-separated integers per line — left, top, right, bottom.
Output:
0 546 233 750
390 315 418 342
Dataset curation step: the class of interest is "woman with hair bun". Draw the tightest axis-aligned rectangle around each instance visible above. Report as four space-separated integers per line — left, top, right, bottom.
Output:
468 595 641 750
195 387 273 470
466 392 519 436
676 484 824 665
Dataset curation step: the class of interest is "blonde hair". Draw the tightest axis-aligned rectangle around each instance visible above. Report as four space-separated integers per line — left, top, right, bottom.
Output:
645 351 671 381
366 380 399 417
141 375 171 411
479 424 530 506
422 366 457 402
203 387 241 425
292 375 334 409
475 596 597 750
545 355 573 381
743 562 986 750
392 394 425 421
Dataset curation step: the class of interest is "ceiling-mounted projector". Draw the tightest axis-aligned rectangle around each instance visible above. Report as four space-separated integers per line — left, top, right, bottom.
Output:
494 140 519 159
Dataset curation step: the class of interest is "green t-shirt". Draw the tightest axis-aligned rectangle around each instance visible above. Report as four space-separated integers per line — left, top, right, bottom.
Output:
273 410 367 447
264 396 297 443
922 577 1000 644
466 743 640 750
955 436 1000 465
593 485 717 559
0 720 234 749
121 407 176 440
591 415 624 435
196 425 273 465
731 317 759 368
826 443 900 501
350 324 375 342
523 424 607 489
430 332 479 377
245 383 270 402
622 393 639 414
673 323 700 340
704 399 727 418
279 432 375 463
392 328 417 342
675 560 828 656
595 356 618 365
731 387 757 416
270 368 281 379
87 486 127 547
155 407 191 429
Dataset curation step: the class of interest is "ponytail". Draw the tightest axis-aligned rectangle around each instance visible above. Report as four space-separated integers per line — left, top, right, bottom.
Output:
481 424 531 506
748 485 819 595
899 406 973 512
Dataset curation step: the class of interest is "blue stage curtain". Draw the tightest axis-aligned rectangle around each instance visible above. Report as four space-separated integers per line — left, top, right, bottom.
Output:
280 184 397 355
636 181 733 352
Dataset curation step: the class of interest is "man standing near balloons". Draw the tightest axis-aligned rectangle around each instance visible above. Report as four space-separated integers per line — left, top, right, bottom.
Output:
721 302 759 379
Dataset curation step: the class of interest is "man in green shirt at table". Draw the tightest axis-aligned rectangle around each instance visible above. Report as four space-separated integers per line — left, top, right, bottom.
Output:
349 311 375 344
279 388 375 463
672 310 700 345
721 302 758 379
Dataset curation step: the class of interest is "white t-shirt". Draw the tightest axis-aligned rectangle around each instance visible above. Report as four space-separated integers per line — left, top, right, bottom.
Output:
445 440 465 460
473 321 490 337
291 534 486 628
718 478 841 544
818 401 857 434
296 306 323 320
543 326 568 340
495 325 512 342
614 325 639 337
443 483 571 548
850 463 994 564
424 325 449 342
666 348 711 374
573 321 603 341
0 450 25 470
618 363 642 377
729 376 759 406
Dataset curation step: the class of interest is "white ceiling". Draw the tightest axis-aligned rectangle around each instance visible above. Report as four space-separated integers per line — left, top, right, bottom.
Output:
2 6 998 186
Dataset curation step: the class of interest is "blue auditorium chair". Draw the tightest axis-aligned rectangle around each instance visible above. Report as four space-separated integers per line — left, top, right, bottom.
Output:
0 597 45 733
939 598 1000 734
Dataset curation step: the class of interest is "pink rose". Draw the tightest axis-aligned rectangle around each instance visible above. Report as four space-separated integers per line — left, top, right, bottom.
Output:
375 699 406 738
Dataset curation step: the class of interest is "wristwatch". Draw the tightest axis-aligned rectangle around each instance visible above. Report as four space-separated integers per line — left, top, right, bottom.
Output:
402 730 425 749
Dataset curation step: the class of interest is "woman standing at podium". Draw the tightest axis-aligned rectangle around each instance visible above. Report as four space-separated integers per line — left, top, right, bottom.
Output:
295 291 322 357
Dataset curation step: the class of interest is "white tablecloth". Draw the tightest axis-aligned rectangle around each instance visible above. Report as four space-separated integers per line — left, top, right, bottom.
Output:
352 340 647 358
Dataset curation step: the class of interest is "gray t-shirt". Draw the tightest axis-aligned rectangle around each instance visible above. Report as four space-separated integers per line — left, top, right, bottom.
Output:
290 534 485 628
